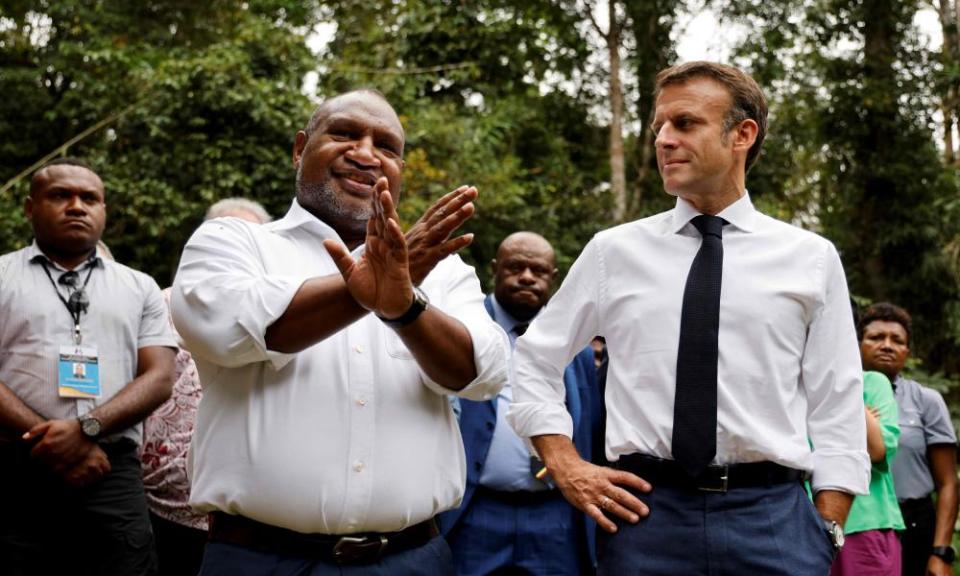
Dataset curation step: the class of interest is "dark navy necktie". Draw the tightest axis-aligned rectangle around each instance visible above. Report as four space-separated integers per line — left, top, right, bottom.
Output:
672 214 725 477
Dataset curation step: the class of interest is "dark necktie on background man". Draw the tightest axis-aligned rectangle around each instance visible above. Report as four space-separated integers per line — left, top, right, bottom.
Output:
672 214 725 477
513 323 529 338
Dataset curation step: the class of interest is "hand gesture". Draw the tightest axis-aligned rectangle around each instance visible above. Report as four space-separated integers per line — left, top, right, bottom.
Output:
553 457 651 533
406 186 477 285
324 178 413 319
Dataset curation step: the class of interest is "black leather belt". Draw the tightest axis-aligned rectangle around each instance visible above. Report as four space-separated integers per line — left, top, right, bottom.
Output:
208 512 439 564
615 454 806 492
475 485 561 505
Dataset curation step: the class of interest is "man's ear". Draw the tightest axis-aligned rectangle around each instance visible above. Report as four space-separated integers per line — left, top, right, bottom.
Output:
490 259 498 279
733 119 759 153
292 130 309 169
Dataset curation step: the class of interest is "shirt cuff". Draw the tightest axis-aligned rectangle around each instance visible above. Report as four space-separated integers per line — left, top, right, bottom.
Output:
507 401 574 443
420 313 509 400
810 449 870 495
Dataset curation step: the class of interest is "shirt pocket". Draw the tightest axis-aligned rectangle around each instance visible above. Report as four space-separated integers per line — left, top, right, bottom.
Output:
383 329 415 360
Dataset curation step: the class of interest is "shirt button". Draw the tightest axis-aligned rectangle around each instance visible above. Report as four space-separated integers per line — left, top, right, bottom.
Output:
353 461 365 472
354 344 365 354
356 396 368 407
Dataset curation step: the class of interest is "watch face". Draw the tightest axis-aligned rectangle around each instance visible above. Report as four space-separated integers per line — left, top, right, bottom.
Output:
413 287 429 305
81 417 101 437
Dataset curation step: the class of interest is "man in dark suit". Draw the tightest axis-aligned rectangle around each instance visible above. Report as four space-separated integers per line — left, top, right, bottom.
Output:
440 231 599 575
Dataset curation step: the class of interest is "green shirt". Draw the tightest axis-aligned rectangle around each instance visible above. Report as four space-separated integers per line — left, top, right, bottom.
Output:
844 371 905 534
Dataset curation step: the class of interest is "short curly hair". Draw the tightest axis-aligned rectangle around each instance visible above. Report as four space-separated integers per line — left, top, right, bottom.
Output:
857 302 912 346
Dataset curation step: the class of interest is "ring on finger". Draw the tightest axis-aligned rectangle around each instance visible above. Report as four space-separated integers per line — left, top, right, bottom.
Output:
599 495 611 510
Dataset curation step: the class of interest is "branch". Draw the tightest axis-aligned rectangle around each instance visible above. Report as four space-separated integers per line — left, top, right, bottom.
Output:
0 102 139 196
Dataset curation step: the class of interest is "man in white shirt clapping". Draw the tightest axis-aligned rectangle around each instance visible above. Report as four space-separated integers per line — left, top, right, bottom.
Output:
172 89 508 575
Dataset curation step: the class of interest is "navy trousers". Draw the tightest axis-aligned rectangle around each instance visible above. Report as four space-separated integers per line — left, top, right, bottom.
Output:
445 488 586 576
597 481 834 576
198 535 454 576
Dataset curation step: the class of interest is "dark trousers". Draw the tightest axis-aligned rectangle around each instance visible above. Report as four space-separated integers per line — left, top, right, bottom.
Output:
597 481 833 576
151 512 207 576
899 497 936 576
198 535 454 576
445 487 587 576
0 440 158 576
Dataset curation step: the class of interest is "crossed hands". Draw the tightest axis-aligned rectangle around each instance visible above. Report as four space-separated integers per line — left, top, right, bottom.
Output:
23 418 111 487
323 178 477 317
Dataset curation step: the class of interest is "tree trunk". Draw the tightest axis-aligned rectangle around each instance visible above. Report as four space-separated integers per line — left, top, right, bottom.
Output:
938 0 958 163
608 0 627 223
624 0 679 218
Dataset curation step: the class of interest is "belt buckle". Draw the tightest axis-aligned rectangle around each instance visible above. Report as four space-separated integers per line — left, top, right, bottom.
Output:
697 465 729 492
332 535 388 564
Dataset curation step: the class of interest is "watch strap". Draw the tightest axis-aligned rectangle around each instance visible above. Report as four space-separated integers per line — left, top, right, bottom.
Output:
378 288 428 328
932 545 956 564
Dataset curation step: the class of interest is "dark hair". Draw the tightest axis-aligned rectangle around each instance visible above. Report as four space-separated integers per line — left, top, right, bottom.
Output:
654 61 768 171
858 302 912 345
30 157 97 196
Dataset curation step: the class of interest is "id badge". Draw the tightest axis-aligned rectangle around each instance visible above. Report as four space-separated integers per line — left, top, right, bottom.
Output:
58 344 101 398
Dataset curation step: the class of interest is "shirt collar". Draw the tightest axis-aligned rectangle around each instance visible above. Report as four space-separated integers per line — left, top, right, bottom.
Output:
669 191 757 235
892 373 905 391
27 241 101 272
268 198 364 256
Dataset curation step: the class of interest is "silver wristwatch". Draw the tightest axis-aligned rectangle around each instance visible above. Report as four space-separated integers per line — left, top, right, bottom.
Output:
823 520 845 556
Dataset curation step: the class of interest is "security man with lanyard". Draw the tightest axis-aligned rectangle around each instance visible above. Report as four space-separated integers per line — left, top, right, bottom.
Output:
0 158 176 576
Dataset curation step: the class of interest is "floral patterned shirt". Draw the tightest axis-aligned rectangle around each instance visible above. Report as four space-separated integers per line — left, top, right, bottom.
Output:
140 289 207 530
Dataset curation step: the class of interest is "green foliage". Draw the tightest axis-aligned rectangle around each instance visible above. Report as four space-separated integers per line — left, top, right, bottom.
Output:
722 0 960 382
0 2 317 282
318 0 611 286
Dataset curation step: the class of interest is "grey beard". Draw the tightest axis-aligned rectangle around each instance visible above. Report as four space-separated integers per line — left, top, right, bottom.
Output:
296 167 372 235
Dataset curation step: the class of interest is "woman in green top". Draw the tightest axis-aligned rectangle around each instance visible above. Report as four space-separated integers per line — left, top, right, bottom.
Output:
831 370 905 575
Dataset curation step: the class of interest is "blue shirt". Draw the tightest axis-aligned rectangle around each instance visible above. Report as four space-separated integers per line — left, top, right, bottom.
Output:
891 375 957 500
478 296 547 491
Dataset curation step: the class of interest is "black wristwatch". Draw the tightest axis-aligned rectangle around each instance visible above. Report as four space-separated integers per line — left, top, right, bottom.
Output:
77 414 102 439
932 545 956 564
823 520 845 557
378 287 429 328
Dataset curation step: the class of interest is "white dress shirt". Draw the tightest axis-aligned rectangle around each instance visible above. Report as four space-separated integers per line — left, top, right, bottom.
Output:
171 199 508 534
508 194 870 495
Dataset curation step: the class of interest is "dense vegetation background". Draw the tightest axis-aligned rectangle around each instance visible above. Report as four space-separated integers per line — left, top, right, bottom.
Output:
3 1 960 428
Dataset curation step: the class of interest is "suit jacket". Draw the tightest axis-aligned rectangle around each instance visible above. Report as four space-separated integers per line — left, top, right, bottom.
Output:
440 294 600 562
